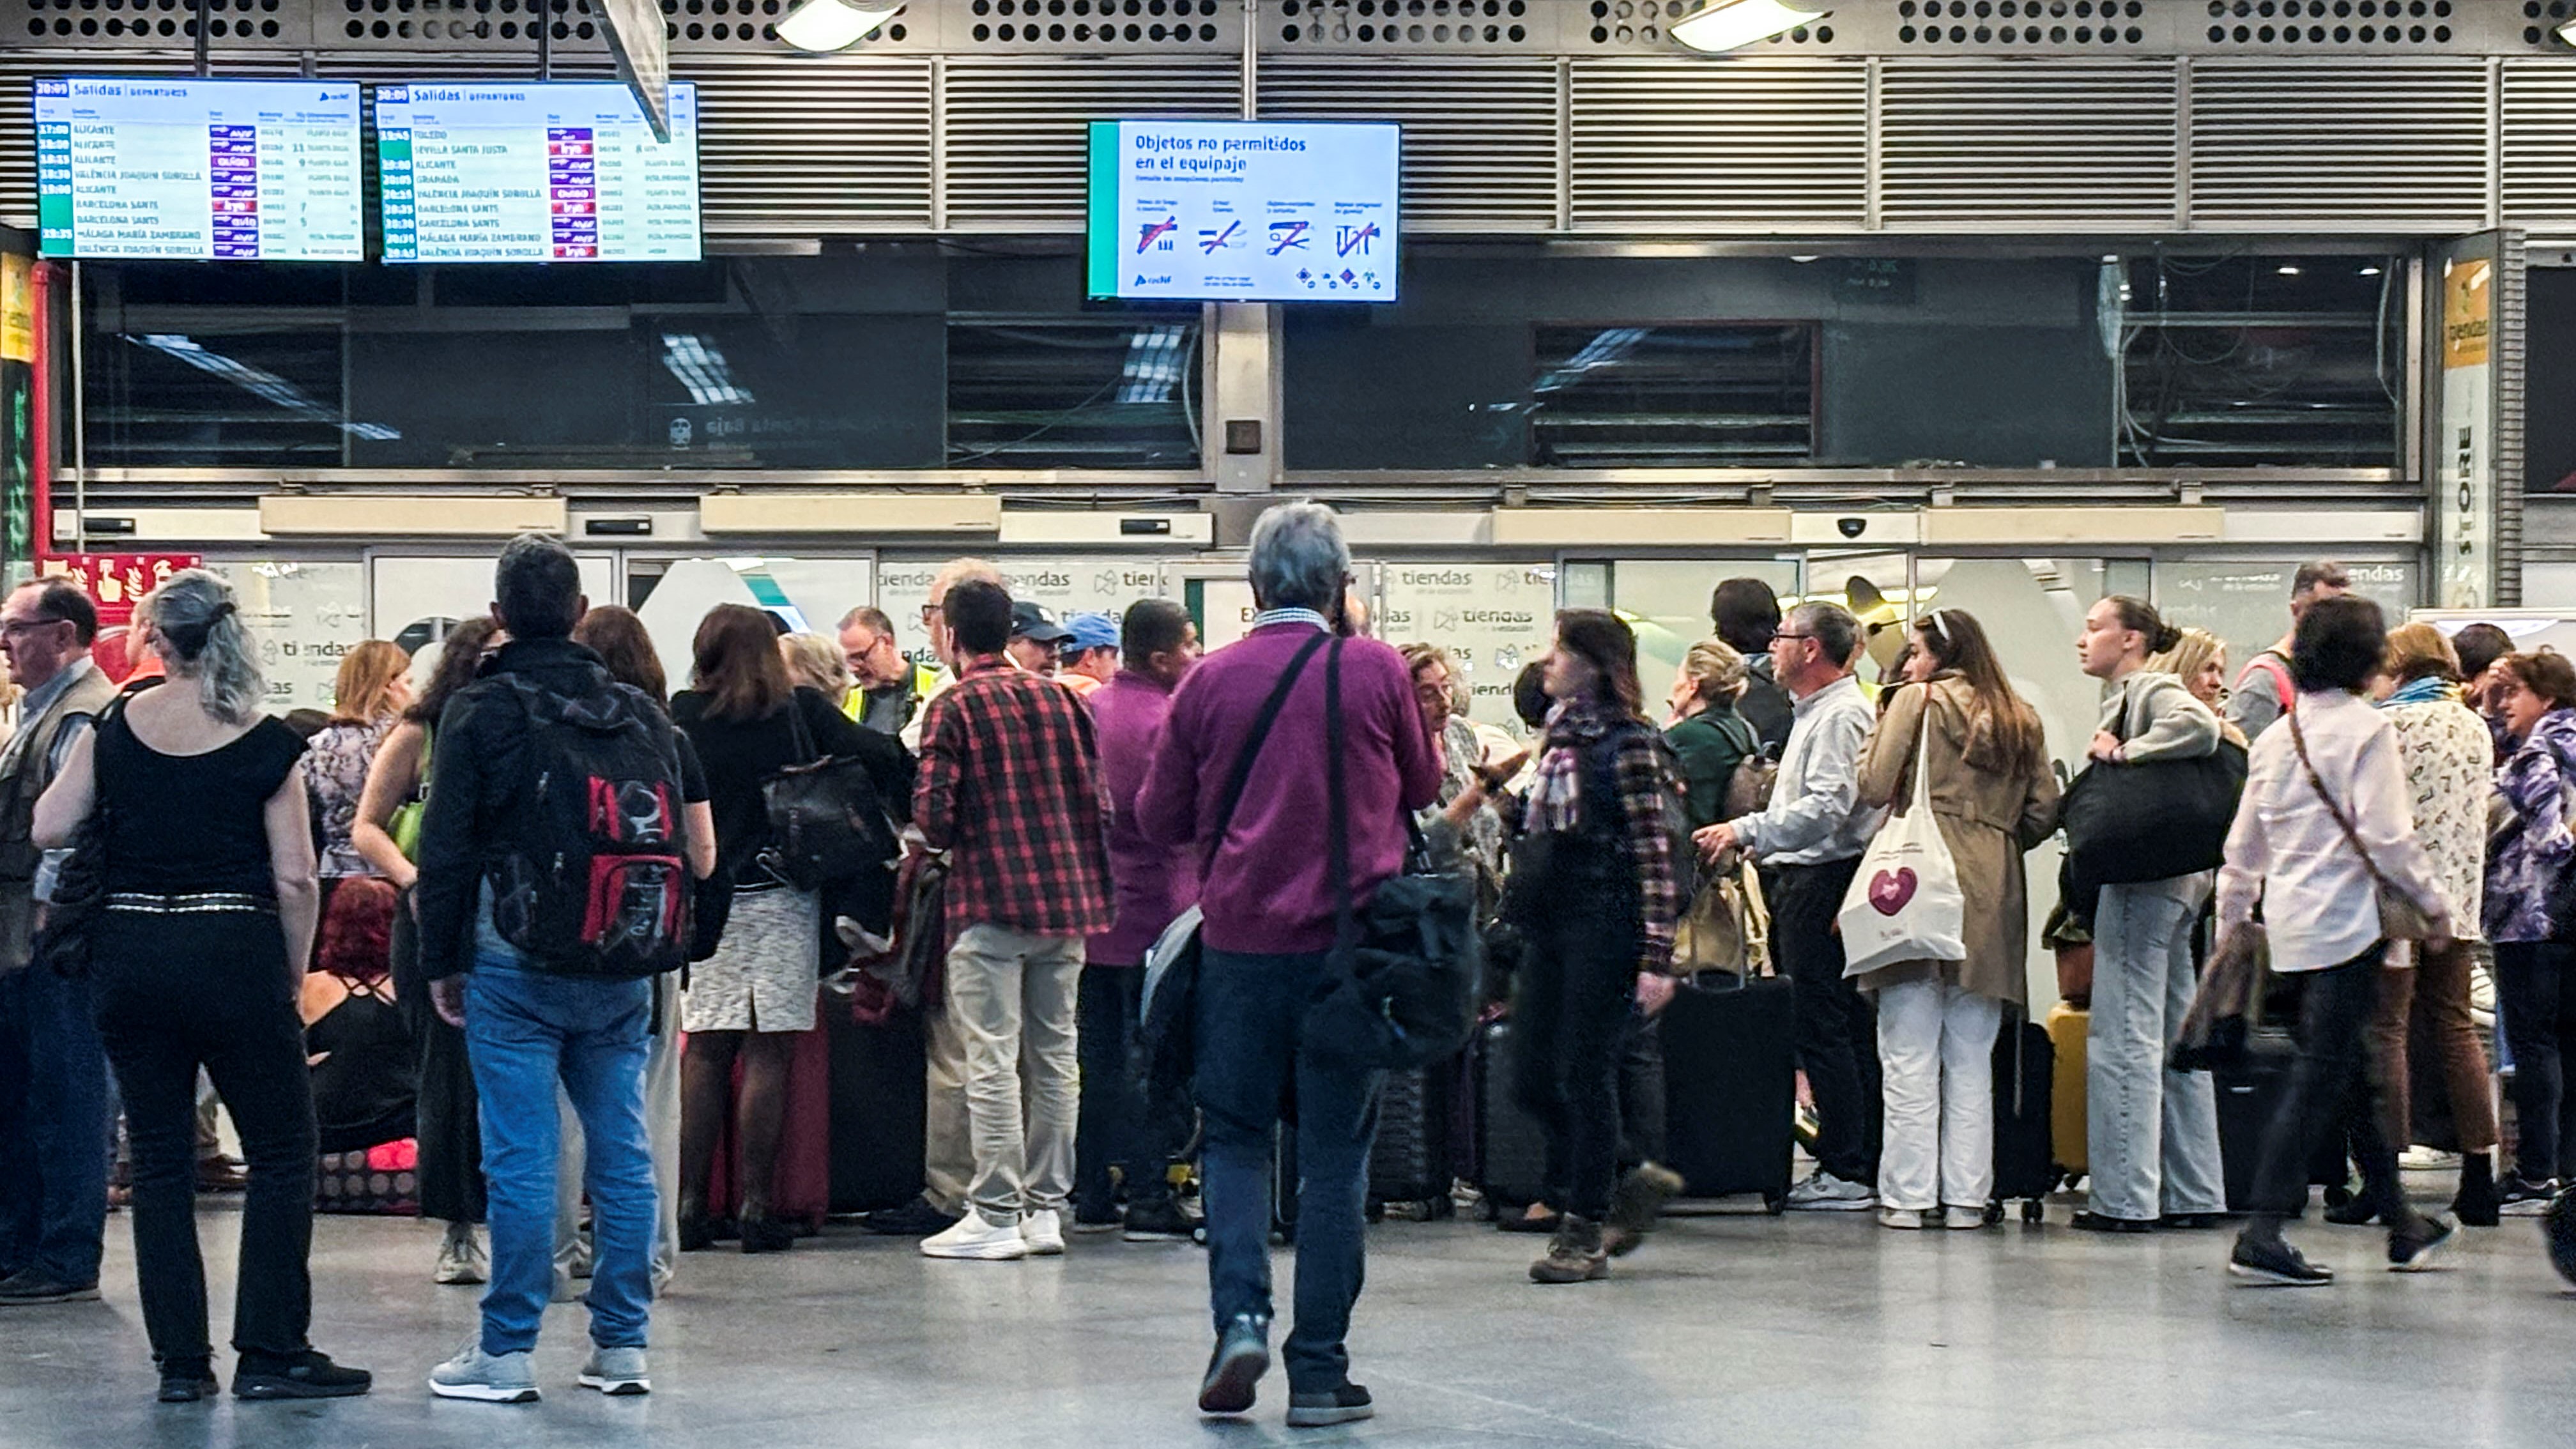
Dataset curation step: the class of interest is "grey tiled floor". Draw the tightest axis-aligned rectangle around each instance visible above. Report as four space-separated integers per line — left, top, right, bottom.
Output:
3 1195 2572 1449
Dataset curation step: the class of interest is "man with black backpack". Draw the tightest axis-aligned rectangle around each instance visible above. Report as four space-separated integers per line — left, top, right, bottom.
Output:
417 535 687 1404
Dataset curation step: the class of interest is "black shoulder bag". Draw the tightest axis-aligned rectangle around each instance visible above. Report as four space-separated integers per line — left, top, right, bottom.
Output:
2059 685 2246 912
761 698 901 897
36 687 143 979
1303 638 1482 1072
1140 631 1332 1103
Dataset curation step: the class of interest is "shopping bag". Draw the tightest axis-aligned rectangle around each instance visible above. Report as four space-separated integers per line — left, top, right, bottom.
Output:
1836 704 1966 976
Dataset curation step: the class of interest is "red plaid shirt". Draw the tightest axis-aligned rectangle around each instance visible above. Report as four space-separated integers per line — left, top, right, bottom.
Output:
912 656 1114 937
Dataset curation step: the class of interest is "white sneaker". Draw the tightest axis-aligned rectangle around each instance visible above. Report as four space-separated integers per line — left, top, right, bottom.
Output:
1940 1205 1990 1230
434 1223 487 1285
1786 1170 1877 1212
920 1210 1029 1261
1878 1206 1933 1230
1020 1209 1066 1256
429 1342 539 1403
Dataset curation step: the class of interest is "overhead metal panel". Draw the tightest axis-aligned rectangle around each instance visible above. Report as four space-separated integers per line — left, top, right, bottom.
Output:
687 55 931 233
2501 61 2576 234
1258 57 1556 231
1568 57 1866 232
939 57 1238 230
1878 57 2177 228
2188 59 2491 231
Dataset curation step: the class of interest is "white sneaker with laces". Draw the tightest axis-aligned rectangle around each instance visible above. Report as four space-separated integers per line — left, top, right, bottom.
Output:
1021 1209 1066 1256
578 1346 650 1396
921 1210 1029 1261
1786 1170 1877 1212
434 1223 487 1285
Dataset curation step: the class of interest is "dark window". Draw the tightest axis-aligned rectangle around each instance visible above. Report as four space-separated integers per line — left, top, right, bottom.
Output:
2116 254 2403 468
89 326 350 469
944 316 1202 469
1528 324 1814 467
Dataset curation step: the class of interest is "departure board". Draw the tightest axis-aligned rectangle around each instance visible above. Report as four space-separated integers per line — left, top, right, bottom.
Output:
375 81 702 263
34 78 363 261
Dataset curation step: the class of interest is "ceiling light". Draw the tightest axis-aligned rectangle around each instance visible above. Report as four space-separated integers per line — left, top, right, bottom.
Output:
2277 265 2302 276
2359 264 2383 277
1788 254 1820 263
778 0 900 52
2559 17 2576 46
1671 0 1827 54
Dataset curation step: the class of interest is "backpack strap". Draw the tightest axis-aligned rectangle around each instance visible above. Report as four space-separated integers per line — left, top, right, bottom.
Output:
2244 652 2296 710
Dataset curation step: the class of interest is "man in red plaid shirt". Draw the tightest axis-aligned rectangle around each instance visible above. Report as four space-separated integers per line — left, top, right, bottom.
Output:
910 578 1114 1262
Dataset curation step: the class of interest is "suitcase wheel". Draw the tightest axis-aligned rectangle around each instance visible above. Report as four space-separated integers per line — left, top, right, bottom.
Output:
2020 1200 2044 1225
1983 1200 2005 1227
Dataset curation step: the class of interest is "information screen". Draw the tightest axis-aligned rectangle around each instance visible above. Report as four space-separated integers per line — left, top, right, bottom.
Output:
1085 120 1399 303
34 78 363 261
375 81 702 263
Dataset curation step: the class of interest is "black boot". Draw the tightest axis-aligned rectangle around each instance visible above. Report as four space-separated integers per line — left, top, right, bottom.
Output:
2452 1152 2501 1227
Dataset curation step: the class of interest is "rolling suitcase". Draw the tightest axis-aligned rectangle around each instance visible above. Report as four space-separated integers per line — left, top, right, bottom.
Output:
1475 1016 1553 1209
1660 972 1796 1211
1989 1015 2055 1223
2214 1038 2354 1214
1368 1061 1457 1220
2047 1002 2089 1181
826 1004 928 1215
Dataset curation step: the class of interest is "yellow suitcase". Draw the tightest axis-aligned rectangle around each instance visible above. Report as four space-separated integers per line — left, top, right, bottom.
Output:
2048 1002 2089 1178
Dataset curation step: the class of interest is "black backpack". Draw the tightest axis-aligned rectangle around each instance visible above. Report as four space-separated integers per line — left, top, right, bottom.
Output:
484 674 690 978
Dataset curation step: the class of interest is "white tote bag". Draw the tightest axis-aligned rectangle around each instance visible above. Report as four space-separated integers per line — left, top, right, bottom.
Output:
1836 703 1967 976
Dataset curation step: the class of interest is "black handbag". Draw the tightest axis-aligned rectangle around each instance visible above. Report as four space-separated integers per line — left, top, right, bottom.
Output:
759 699 899 894
1304 639 1482 1073
33 689 140 979
2060 694 2246 904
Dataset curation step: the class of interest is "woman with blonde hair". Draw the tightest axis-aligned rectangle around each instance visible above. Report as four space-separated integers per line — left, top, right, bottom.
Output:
34 569 371 1400
778 632 854 711
1666 638 1758 831
303 640 411 891
2150 628 2238 731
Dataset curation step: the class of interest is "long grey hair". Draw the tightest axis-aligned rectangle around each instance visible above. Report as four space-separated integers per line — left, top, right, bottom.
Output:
140 569 264 723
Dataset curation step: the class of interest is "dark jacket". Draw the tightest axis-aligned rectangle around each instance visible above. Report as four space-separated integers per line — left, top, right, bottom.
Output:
414 636 680 982
1737 654 1794 758
673 686 912 888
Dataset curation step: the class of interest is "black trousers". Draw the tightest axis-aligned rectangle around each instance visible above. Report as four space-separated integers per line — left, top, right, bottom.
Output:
1615 1010 1667 1174
1073 963 1182 1216
1771 858 1880 1184
391 894 484 1225
91 908 317 1366
1513 905 1639 1222
2494 940 2576 1182
2250 947 2406 1220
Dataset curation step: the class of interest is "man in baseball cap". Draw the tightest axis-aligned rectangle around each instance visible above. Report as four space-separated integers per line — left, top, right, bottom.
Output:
1055 612 1122 700
1007 601 1072 678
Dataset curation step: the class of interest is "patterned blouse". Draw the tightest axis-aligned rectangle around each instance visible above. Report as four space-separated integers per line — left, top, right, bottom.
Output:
303 718 392 880
1418 714 1505 891
2487 707 2576 944
2380 688 2493 940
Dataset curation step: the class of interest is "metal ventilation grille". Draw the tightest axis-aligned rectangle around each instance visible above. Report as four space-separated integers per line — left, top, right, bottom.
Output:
1260 59 1557 229
940 58 1238 229
1879 59 2176 227
2188 60 2489 229
1568 58 1866 231
1276 0 1542 50
2502 62 2576 233
689 56 931 232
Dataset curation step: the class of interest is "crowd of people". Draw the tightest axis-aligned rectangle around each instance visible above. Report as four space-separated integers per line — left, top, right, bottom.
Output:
1 513 2571 1422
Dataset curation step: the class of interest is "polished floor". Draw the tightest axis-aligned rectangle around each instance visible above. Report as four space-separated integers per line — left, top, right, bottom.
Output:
1 1185 2570 1449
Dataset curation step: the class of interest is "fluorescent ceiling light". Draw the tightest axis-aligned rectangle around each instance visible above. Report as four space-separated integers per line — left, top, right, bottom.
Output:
1671 0 1827 54
778 0 900 51
2560 17 2576 47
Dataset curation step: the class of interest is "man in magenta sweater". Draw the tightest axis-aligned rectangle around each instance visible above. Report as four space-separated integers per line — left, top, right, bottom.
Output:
1138 503 1439 1430
1073 599 1202 1241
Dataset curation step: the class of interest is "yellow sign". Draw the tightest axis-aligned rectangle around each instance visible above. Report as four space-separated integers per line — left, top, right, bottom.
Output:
0 254 31 364
2444 257 2491 370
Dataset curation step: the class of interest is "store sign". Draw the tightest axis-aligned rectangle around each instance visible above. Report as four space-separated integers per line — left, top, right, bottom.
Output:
0 255 31 365
206 559 369 714
877 556 1167 670
2435 243 2497 610
1377 562 1557 728
40 552 197 625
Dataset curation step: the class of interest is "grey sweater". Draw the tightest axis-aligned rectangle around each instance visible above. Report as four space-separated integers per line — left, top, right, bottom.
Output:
2097 670 2222 763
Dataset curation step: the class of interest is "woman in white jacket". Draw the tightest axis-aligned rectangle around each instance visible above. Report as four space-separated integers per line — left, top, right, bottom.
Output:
2072 596 2232 1234
2216 595 2457 1286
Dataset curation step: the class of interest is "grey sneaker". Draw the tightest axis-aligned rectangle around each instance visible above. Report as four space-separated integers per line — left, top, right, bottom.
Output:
429 1342 539 1404
1285 1382 1374 1429
1786 1169 1876 1212
577 1346 650 1396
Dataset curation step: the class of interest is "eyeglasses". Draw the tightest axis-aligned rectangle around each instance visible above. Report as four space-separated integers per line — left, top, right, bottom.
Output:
0 617 66 638
1770 632 1814 645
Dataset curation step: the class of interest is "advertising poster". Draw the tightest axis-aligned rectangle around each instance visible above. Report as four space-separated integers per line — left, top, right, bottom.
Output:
1377 561 1557 730
2433 238 2497 610
206 558 369 714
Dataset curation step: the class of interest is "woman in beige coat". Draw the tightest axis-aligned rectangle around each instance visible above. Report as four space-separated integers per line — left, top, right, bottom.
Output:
1855 610 2060 1229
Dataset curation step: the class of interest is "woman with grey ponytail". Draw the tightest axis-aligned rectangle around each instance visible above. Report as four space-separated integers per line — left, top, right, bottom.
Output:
30 569 372 1402
140 568 264 724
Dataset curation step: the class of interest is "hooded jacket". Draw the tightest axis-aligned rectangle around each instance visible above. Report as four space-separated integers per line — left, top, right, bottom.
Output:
2487 707 2576 945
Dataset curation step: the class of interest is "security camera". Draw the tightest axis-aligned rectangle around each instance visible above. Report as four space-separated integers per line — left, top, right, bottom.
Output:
1837 518 1867 539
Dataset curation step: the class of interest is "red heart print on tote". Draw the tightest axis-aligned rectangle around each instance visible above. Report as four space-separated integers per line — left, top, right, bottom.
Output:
1867 868 1918 917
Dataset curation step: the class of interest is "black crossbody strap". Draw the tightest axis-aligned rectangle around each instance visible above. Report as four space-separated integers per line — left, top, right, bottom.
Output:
1206 631 1330 871
1326 638 1354 953
785 692 818 765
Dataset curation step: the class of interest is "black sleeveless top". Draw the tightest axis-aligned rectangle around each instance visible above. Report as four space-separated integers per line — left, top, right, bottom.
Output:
96 706 307 899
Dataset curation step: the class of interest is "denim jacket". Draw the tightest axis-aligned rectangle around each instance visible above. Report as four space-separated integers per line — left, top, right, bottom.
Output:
2485 707 2576 944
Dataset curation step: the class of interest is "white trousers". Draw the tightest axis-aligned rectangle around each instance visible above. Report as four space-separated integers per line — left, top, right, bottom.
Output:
1874 977 2002 1213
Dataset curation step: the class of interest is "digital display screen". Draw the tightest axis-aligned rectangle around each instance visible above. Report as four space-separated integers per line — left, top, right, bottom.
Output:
35 77 364 261
375 80 702 264
1085 120 1400 303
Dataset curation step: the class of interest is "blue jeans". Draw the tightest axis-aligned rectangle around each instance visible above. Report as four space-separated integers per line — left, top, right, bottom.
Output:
1193 946 1381 1394
0 965 110 1285
463 963 655 1356
2086 877 2226 1222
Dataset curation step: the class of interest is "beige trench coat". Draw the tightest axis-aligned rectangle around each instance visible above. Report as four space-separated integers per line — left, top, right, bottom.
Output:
1852 675 2061 1009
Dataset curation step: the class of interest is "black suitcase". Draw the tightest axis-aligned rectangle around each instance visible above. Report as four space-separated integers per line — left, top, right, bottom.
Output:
2214 1038 2353 1215
1661 973 1796 1212
826 1005 928 1215
1475 1016 1553 1209
1368 1061 1456 1219
1989 1016 2055 1223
